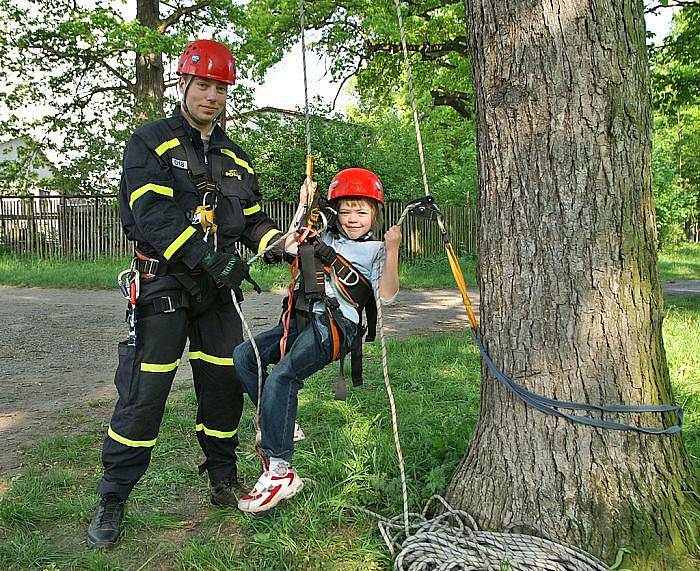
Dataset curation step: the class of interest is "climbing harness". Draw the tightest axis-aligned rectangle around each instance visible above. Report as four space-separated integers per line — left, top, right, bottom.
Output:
231 0 318 472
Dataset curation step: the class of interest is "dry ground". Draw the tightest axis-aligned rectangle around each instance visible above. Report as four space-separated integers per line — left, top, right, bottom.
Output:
0 286 478 476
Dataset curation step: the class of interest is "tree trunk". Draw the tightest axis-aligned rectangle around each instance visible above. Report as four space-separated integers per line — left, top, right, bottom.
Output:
446 0 698 567
135 0 165 118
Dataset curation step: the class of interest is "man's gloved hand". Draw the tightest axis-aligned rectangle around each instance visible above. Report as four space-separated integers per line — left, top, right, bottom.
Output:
201 251 261 294
312 238 336 265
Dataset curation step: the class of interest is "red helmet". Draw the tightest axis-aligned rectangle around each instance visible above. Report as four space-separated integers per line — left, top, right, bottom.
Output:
178 39 236 85
328 168 384 204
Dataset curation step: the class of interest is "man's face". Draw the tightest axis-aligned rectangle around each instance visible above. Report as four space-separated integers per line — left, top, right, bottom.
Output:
180 75 228 127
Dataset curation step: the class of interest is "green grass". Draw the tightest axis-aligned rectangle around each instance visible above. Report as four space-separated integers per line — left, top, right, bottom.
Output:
664 297 700 464
0 253 478 291
1 241 697 291
0 336 480 570
0 255 130 289
658 243 700 281
0 299 698 569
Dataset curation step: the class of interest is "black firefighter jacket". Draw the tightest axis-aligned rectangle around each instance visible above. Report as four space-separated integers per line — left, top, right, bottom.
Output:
118 107 283 276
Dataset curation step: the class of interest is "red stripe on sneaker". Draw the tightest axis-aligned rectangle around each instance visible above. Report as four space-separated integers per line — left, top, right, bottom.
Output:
271 473 295 485
261 484 282 506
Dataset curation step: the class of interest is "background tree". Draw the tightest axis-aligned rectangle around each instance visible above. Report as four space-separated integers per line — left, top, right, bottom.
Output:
233 103 476 205
0 0 246 195
445 0 698 568
238 0 477 204
650 7 700 244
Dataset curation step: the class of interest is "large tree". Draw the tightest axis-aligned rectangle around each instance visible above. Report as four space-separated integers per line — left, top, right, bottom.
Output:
445 0 698 568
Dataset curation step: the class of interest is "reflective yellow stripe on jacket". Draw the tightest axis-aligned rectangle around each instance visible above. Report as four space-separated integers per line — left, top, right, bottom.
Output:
141 359 181 373
243 203 261 216
195 423 237 439
164 226 196 260
129 183 174 209
258 229 280 254
221 148 254 174
155 138 181 156
189 351 234 366
108 426 157 448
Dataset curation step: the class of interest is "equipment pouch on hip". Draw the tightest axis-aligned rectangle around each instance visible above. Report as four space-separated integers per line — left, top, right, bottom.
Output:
114 340 138 404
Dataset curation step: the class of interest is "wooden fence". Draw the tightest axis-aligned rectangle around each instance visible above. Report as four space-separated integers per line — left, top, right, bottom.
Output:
0 195 477 260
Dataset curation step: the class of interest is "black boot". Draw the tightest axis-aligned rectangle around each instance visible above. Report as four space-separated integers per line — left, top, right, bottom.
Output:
210 477 247 507
86 495 125 549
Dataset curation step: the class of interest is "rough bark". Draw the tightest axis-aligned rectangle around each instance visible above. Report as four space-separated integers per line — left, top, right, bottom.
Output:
135 0 165 117
446 0 699 566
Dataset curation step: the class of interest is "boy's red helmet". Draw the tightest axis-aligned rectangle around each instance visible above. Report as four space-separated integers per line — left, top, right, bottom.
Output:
178 40 236 85
328 168 384 204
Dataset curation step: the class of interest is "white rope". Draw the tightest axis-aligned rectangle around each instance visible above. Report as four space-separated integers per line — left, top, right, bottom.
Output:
393 0 431 198
299 0 312 157
231 291 264 446
349 495 609 570
373 246 411 536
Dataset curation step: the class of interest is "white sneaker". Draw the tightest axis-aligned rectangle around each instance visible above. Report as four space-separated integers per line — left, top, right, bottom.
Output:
237 464 304 514
255 422 305 444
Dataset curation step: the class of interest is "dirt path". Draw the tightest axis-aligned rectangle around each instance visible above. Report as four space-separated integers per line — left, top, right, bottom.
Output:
1 281 698 476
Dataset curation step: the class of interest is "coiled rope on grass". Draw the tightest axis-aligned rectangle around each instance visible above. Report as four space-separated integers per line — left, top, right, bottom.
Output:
350 496 609 571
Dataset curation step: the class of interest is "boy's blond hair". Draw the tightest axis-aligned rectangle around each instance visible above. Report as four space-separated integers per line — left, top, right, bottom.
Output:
333 197 384 235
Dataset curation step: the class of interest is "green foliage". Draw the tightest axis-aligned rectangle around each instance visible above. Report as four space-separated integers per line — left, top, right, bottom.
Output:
232 107 476 206
0 0 249 195
651 9 700 113
652 110 699 246
650 8 700 245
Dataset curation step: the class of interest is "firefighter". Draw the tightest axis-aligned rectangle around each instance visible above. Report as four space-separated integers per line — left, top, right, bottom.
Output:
87 39 285 549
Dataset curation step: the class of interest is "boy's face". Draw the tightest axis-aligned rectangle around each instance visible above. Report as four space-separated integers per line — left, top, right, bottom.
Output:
337 199 375 239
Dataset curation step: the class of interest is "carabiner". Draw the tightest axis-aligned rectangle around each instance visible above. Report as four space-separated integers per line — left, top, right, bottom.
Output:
129 269 140 305
117 270 131 298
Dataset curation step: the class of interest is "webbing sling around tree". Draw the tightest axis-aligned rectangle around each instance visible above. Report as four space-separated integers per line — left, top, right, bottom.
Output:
404 196 684 436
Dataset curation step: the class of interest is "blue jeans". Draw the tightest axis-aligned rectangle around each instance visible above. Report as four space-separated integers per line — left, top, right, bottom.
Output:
234 313 356 463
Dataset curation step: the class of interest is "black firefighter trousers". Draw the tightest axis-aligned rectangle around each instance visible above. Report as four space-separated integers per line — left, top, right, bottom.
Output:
98 286 243 500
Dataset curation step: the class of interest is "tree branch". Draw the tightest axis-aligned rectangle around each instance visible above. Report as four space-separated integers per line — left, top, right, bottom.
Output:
430 88 472 117
332 59 365 111
365 37 469 58
645 0 699 14
159 0 211 32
